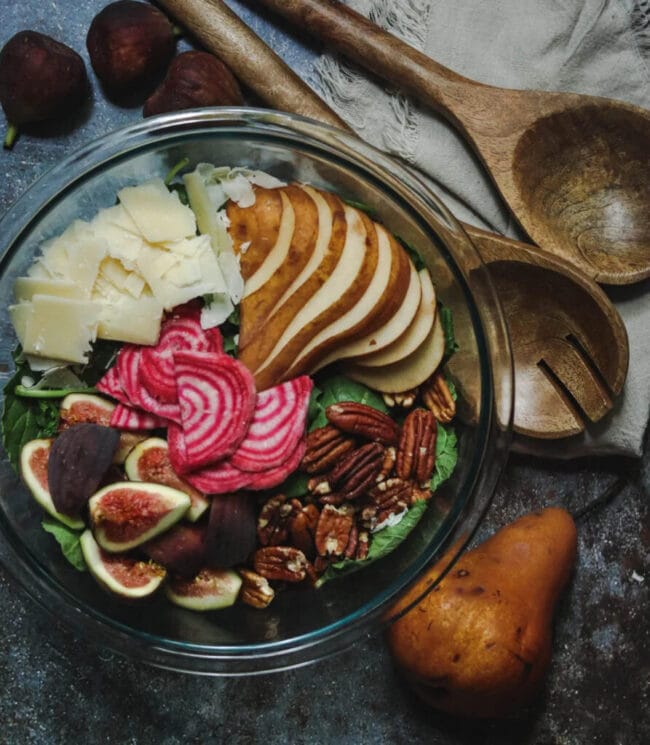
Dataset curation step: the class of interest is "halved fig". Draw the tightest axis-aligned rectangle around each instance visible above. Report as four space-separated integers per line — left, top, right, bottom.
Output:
20 439 84 529
142 521 207 577
125 437 209 521
88 481 190 552
165 567 242 611
59 393 114 427
48 423 120 517
80 529 166 599
205 492 257 567
59 393 143 463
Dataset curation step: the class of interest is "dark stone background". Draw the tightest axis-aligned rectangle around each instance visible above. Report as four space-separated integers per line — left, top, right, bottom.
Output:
0 2 647 743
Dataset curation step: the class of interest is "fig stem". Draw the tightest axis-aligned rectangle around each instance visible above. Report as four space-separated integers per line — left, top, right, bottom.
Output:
164 157 190 185
15 385 98 399
3 124 19 149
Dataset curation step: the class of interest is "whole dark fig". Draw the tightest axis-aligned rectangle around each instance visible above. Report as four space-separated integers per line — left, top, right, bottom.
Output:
86 0 175 93
0 30 88 148
143 50 243 117
205 492 256 568
48 423 120 518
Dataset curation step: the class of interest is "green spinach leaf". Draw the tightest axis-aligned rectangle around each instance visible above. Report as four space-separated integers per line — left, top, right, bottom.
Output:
316 500 428 586
41 518 86 572
397 237 426 272
309 374 388 430
439 304 459 357
431 423 458 491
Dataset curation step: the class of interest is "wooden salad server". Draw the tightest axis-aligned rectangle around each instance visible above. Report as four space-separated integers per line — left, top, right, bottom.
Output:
158 0 629 437
250 0 650 286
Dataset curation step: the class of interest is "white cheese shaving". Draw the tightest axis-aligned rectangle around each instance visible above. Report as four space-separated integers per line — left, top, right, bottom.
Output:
371 507 408 534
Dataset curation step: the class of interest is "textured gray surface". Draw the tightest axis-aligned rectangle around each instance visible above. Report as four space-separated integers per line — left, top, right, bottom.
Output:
0 2 648 743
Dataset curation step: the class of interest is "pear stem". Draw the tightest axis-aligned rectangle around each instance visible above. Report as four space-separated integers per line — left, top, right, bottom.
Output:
573 476 627 521
3 123 18 149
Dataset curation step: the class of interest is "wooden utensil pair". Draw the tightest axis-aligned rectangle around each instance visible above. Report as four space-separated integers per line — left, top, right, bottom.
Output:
158 0 630 439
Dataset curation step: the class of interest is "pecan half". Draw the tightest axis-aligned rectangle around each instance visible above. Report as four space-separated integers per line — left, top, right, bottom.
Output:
253 546 309 582
422 370 456 424
362 477 412 529
396 408 437 486
326 402 400 445
239 568 275 608
315 504 355 557
329 442 385 499
288 501 320 557
301 425 356 474
257 494 293 546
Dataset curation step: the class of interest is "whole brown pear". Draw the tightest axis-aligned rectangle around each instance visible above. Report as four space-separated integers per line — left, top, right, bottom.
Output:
386 507 578 718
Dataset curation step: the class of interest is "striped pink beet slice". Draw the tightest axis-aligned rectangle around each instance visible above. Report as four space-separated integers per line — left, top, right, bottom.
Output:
174 350 256 471
230 376 313 472
110 403 169 431
116 345 182 423
183 458 254 494
246 439 307 491
96 365 131 406
140 315 216 404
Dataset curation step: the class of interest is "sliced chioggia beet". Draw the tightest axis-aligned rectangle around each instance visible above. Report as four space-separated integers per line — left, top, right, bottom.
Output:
174 350 256 470
139 314 216 403
88 481 190 552
116 345 181 422
165 567 242 611
48 423 120 517
80 529 166 600
125 437 209 521
183 457 253 494
20 439 85 530
96 365 131 406
246 438 307 491
230 375 313 472
205 492 257 567
110 403 169 431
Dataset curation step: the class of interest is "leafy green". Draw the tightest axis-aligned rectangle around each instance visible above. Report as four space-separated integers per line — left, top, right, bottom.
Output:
41 519 86 572
2 365 59 470
220 308 240 356
439 304 459 357
309 374 388 430
277 471 310 499
431 423 458 491
164 157 190 186
169 183 189 205
316 500 428 586
14 385 97 399
342 198 378 219
397 237 426 272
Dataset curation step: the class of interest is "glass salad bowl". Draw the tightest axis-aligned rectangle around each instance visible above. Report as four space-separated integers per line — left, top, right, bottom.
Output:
0 109 513 675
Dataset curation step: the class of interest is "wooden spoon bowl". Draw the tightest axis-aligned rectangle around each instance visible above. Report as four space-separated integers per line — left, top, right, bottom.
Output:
253 0 650 286
464 224 629 437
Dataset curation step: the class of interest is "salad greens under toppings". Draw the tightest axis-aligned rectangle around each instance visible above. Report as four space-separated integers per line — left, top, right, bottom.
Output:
1 163 462 609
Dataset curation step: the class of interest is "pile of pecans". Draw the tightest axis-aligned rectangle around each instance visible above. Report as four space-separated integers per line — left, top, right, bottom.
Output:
241 372 455 608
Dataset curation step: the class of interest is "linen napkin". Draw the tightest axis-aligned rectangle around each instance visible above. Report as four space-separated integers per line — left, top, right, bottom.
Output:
312 0 650 458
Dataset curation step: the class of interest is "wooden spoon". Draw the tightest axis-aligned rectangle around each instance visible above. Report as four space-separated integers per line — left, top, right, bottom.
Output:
248 0 650 286
159 0 629 437
461 223 628 437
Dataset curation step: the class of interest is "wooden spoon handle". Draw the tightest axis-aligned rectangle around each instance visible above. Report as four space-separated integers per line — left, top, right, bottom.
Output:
158 0 348 129
256 0 480 119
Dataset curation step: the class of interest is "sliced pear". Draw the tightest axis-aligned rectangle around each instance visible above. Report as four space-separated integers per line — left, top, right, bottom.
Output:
312 228 420 370
227 187 283 278
246 199 377 390
237 187 345 375
238 186 317 348
287 215 408 377
344 312 445 393
357 267 436 367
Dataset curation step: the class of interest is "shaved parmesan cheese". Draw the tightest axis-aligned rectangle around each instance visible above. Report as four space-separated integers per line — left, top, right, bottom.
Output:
118 178 196 242
14 277 84 302
97 294 162 345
